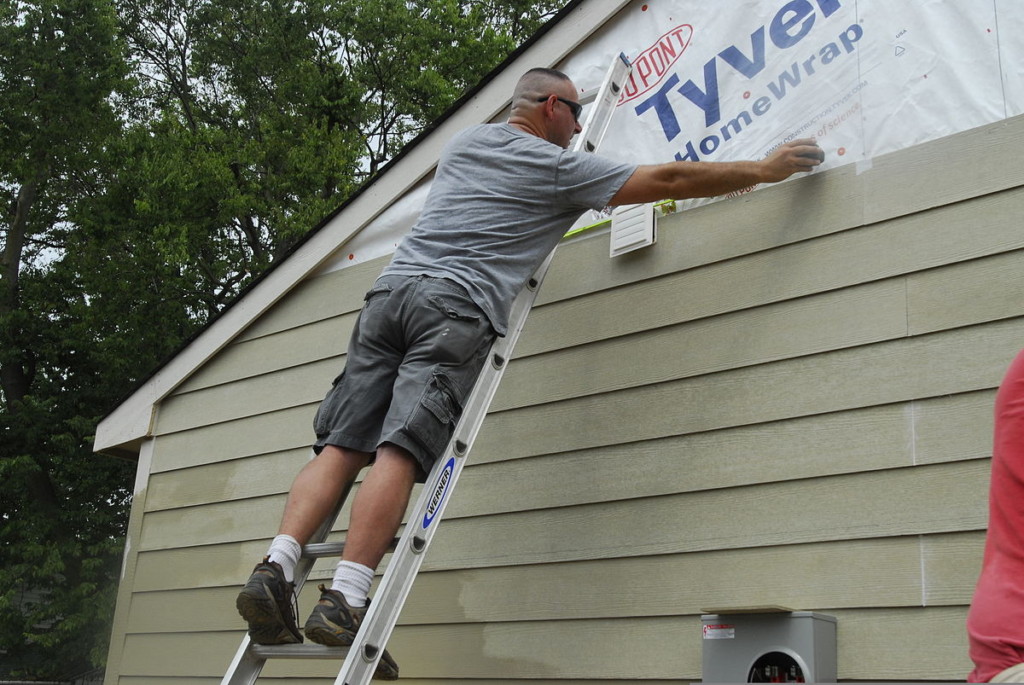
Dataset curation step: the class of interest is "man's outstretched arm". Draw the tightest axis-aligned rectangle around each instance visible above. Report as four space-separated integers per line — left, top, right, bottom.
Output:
609 138 824 206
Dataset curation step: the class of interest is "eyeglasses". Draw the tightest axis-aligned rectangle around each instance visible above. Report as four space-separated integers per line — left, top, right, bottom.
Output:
537 95 583 122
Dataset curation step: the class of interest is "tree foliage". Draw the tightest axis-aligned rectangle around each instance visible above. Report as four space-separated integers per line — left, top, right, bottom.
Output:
0 0 559 678
0 0 138 678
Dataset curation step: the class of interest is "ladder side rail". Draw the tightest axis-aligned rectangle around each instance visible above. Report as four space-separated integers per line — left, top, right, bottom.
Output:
221 635 269 685
333 53 634 685
578 53 631 153
333 262 550 685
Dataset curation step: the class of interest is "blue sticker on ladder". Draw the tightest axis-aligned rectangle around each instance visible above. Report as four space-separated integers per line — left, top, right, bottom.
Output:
422 457 456 530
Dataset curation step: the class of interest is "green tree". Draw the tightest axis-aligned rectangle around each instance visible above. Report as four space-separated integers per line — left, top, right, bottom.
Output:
1 0 559 678
115 0 560 308
0 0 138 679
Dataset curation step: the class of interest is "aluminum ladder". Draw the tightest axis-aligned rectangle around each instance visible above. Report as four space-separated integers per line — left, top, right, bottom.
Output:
221 52 634 685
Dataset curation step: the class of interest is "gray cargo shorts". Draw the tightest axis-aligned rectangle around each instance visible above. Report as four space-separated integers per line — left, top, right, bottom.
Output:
312 274 496 478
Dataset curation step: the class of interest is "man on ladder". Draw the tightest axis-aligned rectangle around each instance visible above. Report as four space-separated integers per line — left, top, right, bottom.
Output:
234 66 824 678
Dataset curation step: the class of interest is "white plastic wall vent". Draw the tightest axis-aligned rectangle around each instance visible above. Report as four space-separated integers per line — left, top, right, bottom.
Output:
609 202 656 257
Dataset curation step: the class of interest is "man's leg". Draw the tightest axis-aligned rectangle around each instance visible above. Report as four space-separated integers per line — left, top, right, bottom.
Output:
341 442 419 569
301 443 415 679
309 442 420 613
237 445 370 645
278 444 372 545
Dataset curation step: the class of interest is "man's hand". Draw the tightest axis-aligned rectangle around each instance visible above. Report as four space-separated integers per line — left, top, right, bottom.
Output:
760 138 825 182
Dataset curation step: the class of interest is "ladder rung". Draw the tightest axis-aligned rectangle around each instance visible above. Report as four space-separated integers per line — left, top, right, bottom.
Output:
302 538 399 559
249 643 351 659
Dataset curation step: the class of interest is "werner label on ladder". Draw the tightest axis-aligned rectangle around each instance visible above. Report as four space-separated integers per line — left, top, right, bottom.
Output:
224 51 823 685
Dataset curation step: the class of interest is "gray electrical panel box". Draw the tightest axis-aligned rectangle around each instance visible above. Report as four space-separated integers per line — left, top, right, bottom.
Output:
701 611 837 682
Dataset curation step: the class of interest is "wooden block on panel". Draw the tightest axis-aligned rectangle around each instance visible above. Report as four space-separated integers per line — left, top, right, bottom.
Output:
157 356 338 435
525 187 1024 358
132 541 275 592
913 390 996 465
177 313 354 394
833 606 972 680
145 448 310 511
463 391 991 520
122 531 981 634
908 248 1024 335
502 279 908 410
116 605 975 681
126 586 236 634
119 630 343 679
118 675 223 679
862 116 1024 225
482 319 1024 460
455 402 916 515
385 616 702 680
423 461 990 571
391 606 972 680
922 530 987 606
150 404 313 472
236 255 387 343
401 536 930 625
139 494 290 551
132 536 363 593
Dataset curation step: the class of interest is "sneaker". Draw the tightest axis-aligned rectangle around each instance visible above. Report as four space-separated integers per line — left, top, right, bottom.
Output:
304 585 399 680
235 557 303 645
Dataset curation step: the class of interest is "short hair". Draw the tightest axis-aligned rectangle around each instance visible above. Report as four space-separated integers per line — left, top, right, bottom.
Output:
511 67 574 111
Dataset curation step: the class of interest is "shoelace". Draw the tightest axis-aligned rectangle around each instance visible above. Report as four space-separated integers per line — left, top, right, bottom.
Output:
288 582 300 627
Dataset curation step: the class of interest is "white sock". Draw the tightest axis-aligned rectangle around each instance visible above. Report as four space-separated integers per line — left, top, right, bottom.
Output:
266 534 302 583
331 561 374 607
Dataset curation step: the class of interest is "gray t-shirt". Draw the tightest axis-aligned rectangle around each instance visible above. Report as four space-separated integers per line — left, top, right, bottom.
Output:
381 123 637 335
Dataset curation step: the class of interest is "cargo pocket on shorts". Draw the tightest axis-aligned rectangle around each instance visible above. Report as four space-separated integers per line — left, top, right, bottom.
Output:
409 370 462 458
313 370 346 438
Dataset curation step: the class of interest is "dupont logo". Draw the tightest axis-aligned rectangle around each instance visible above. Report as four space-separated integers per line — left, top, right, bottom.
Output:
620 24 694 104
422 457 456 530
